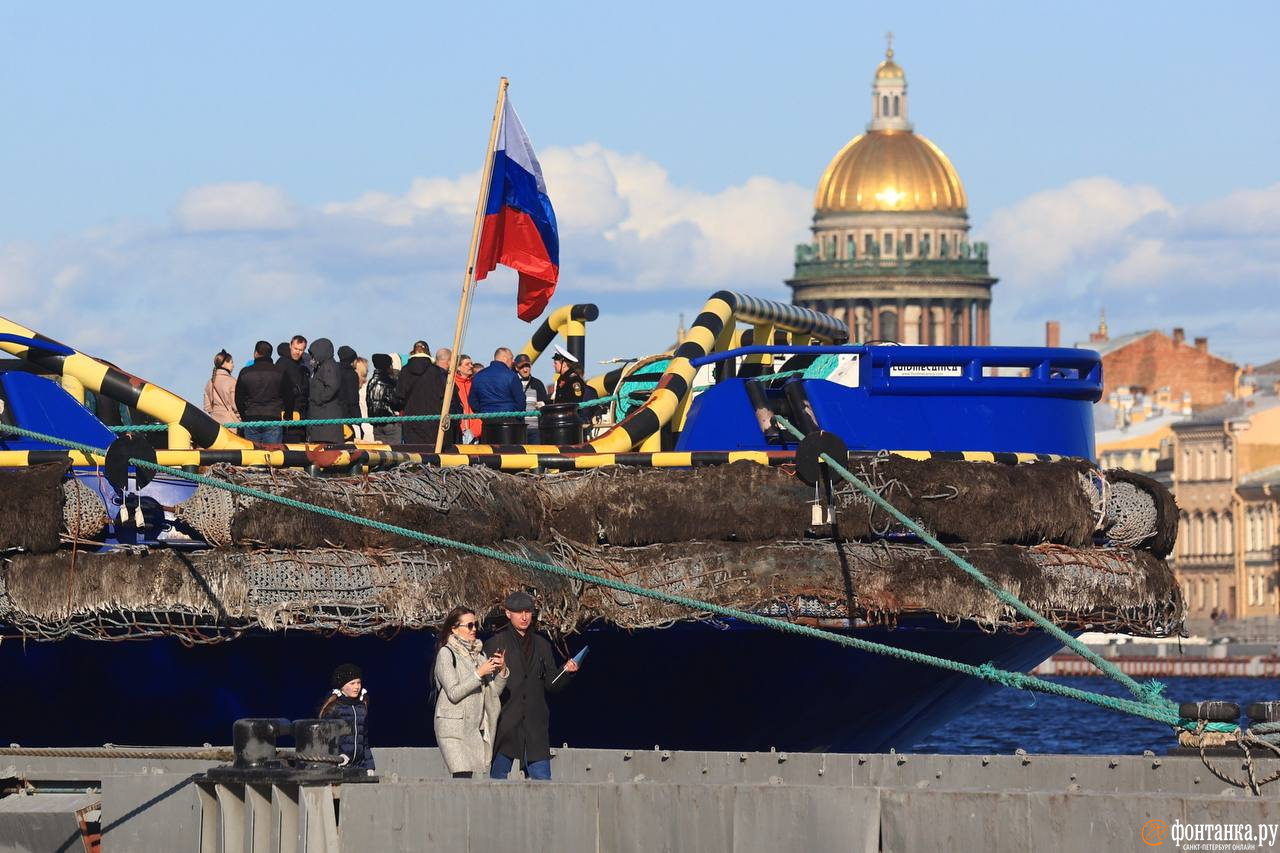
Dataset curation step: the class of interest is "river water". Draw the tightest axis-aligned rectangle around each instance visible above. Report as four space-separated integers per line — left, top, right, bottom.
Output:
912 676 1279 755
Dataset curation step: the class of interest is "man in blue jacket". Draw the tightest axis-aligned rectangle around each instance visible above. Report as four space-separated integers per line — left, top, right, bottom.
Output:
471 348 528 441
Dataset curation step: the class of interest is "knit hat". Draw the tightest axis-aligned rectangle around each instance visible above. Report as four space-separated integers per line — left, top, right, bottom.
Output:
372 353 392 370
330 662 362 689
338 345 357 364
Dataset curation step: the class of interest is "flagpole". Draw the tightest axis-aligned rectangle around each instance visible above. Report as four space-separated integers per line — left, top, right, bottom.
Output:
434 76 509 452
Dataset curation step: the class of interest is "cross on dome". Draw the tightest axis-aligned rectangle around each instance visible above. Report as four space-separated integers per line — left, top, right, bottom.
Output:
871 34 909 130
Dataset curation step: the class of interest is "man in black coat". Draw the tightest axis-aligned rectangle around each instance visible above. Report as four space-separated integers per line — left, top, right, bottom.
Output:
278 335 311 443
396 341 461 446
484 591 578 780
234 340 293 444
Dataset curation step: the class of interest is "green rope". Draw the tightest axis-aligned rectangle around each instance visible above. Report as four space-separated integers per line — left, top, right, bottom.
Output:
0 420 1191 728
772 414 1174 711
106 395 620 433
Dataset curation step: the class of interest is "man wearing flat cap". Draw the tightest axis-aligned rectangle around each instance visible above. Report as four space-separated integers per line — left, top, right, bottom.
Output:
484 590 578 779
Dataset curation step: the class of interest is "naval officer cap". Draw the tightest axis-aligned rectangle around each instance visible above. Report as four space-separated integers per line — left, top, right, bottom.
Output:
551 344 579 364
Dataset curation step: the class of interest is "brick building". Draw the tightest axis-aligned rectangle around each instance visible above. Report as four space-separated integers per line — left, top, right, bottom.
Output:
1083 321 1239 412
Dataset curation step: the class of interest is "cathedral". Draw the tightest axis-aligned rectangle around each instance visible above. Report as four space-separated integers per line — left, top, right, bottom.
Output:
787 40 996 345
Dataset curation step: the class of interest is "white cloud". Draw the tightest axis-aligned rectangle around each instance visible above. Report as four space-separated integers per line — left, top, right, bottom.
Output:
10 152 1274 407
0 147 809 400
174 182 299 232
982 179 1280 365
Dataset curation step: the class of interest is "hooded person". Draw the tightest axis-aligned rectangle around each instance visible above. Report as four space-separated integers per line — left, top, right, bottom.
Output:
337 345 362 437
366 353 403 445
307 338 344 443
396 341 461 446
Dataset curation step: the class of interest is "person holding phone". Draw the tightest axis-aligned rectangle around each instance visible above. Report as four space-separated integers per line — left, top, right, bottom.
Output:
432 606 509 778
485 591 579 780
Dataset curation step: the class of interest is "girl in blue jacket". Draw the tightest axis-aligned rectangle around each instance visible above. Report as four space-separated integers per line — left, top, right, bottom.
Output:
319 663 375 770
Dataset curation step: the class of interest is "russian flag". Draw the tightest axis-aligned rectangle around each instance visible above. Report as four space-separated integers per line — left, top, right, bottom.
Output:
475 98 560 321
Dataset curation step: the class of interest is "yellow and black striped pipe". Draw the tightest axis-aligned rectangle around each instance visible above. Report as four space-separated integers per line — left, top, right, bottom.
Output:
0 314 253 450
463 291 851 454
519 303 599 366
0 447 1061 472
583 291 850 452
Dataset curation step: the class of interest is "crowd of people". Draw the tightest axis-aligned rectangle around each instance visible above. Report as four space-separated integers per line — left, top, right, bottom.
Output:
322 591 580 779
200 335 594 445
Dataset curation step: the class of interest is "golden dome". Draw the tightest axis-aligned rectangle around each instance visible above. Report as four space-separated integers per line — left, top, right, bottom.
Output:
814 130 967 213
875 58 904 79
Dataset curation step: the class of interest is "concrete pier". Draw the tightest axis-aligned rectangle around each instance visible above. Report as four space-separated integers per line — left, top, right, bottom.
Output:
3 746 1279 852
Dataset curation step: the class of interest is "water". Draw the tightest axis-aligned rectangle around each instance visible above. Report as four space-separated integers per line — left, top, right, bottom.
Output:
912 676 1277 755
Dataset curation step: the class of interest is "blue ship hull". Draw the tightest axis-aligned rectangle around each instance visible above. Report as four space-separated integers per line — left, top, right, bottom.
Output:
0 617 1059 752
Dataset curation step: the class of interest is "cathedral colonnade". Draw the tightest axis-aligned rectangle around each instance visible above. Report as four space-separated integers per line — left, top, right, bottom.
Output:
800 297 989 346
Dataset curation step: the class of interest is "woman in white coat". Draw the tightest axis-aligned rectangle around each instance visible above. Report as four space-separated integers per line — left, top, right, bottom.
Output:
433 606 508 778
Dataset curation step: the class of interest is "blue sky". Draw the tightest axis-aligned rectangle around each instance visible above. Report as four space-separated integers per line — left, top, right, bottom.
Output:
2 2 1278 397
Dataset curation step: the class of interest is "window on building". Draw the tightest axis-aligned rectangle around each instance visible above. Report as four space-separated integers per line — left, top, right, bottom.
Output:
880 309 899 342
1223 512 1233 554
864 233 874 255
882 95 889 116
921 233 931 257
883 233 894 254
846 234 856 260
855 309 871 343
904 233 914 255
893 95 900 116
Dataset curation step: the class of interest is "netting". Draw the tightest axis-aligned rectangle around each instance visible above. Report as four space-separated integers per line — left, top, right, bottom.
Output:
0 539 1181 643
1102 480 1160 547
62 476 111 542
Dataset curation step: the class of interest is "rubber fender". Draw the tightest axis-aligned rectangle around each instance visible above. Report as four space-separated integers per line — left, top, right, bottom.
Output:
795 430 849 488
104 433 159 491
1246 701 1280 723
1178 700 1240 722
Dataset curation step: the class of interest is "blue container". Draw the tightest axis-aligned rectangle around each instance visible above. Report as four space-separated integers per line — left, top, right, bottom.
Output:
678 345 1101 460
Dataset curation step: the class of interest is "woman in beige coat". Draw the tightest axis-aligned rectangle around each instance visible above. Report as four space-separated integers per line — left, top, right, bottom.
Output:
433 606 508 778
202 350 240 426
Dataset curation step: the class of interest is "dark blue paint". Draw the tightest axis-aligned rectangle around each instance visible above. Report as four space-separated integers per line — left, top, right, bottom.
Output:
0 618 1061 752
678 345 1101 459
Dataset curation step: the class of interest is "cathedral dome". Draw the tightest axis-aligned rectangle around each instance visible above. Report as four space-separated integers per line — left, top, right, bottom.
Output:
875 54 904 79
814 130 967 213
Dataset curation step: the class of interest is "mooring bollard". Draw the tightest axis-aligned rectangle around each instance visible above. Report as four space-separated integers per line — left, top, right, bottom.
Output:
1246 701 1280 745
1176 701 1240 749
231 718 292 768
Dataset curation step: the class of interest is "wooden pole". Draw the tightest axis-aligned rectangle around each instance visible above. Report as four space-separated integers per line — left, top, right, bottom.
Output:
434 76 509 452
